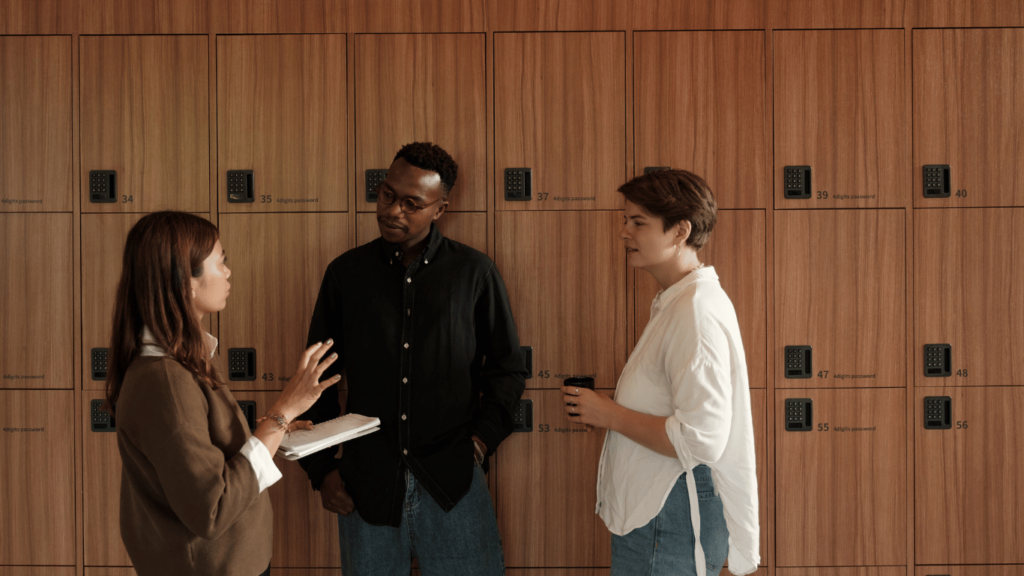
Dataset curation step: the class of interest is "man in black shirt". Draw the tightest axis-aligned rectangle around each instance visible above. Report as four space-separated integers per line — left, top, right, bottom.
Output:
299 142 527 576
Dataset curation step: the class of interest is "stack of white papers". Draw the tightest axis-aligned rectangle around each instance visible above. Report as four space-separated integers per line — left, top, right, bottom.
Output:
277 413 381 461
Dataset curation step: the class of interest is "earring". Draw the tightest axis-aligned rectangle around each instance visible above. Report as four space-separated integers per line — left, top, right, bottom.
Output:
191 290 196 298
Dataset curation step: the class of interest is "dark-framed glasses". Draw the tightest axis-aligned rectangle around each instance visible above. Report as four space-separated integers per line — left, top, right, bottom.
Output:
376 186 442 215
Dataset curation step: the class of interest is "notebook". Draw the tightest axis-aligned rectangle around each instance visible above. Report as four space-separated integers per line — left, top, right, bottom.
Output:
277 413 381 461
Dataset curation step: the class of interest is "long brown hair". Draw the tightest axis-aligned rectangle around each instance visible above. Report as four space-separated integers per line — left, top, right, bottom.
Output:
105 211 222 413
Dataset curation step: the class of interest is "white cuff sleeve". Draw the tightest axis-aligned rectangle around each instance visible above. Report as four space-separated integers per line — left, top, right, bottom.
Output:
239 435 283 493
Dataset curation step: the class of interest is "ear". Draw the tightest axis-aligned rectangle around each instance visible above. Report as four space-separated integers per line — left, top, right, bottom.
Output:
675 220 692 247
433 200 448 221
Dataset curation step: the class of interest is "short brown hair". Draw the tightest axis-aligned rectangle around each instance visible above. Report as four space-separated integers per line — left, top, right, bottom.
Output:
617 169 717 250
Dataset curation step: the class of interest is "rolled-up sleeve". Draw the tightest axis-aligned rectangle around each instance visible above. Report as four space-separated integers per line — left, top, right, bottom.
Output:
663 321 734 468
238 436 283 493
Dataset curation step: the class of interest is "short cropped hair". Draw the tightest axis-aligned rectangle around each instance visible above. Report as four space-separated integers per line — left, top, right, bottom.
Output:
394 142 459 198
617 169 717 250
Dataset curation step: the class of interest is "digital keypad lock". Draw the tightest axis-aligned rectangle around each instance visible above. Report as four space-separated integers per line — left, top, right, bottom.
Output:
89 170 117 203
783 166 811 199
923 165 951 198
784 345 812 379
923 344 951 377
923 396 952 430
513 399 533 432
228 348 256 381
90 399 116 432
237 400 258 432
91 347 109 381
504 168 532 201
365 169 388 203
227 170 255 203
784 398 813 432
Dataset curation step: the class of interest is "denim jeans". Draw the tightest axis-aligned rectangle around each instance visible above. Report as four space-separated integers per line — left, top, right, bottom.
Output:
611 464 729 576
337 463 505 576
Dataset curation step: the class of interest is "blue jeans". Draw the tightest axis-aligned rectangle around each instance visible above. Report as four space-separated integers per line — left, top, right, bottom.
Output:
338 464 505 576
611 464 729 576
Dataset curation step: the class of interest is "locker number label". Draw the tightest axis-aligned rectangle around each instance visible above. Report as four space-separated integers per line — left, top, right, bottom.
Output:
121 195 134 203
956 189 968 198
261 372 292 383
819 423 877 433
956 420 968 429
956 369 968 377
537 423 591 434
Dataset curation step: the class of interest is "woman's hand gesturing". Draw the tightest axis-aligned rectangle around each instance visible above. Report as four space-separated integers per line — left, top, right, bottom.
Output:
271 340 341 424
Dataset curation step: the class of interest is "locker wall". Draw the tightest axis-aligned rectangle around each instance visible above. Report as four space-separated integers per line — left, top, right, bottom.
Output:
2 1 1023 574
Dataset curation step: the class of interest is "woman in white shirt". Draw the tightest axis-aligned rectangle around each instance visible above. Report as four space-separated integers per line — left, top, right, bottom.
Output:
563 170 759 576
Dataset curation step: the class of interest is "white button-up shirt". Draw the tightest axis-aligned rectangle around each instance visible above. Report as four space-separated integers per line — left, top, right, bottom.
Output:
139 326 282 493
596 266 760 576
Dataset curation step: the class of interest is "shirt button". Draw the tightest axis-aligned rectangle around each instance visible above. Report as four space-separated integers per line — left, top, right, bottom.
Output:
401 414 407 420
395 251 399 257
407 278 412 284
404 343 409 349
403 449 408 455
424 259 428 264
402 377 408 383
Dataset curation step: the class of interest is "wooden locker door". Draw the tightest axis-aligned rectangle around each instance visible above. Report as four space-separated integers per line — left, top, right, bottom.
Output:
915 209 1024 387
0 214 73 389
916 387 1024 564
0 390 75 564
82 390 132 567
497 390 612 567
634 31 766 209
219 214 351 391
81 214 212 391
914 29 1024 207
0 569 76 576
218 34 347 213
917 568 1024 576
770 0 907 28
495 211 627 389
775 210 905 388
774 30 906 208
233 391 344 567
778 569 905 576
495 32 626 211
355 33 486 212
0 36 71 212
80 35 209 213
356 212 487 253
635 210 766 389
776 388 906 566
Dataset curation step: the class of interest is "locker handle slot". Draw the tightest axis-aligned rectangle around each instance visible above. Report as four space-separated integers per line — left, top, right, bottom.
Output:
521 346 533 379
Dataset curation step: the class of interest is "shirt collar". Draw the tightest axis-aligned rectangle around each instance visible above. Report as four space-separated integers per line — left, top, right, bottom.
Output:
651 265 718 314
378 222 445 266
139 325 219 359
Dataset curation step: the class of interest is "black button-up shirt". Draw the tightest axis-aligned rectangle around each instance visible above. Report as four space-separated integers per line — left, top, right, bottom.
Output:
298 223 527 526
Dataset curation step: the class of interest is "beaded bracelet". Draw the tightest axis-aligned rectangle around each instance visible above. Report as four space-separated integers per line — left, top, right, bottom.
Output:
257 410 290 432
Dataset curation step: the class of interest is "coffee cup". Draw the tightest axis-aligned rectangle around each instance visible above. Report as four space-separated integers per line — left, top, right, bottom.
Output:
564 376 595 415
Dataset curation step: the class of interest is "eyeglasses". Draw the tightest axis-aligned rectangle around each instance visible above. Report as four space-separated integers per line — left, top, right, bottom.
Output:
377 186 442 215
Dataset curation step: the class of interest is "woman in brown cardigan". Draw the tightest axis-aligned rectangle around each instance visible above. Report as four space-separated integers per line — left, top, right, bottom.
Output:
105 211 340 576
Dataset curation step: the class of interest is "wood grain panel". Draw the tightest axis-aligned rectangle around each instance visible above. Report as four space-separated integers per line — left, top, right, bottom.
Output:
916 387 1024 564
776 388 906 566
634 32 766 209
81 214 212 391
914 29 1024 208
0 36 71 211
635 210 766 389
911 0 1024 27
914 209 1024 387
210 0 347 33
355 33 485 212
218 214 351 391
82 390 131 566
232 392 343 567
497 390 612 567
356 212 487 254
495 33 626 211
774 30 906 209
775 210 905 387
770 0 906 28
631 0 764 30
779 569 905 576
0 0 75 34
218 34 347 213
84 570 135 576
79 0 207 33
80 35 209 213
0 569 76 576
489 0 627 31
0 390 75 564
349 0 484 32
0 214 73 389
916 568 1024 576
495 211 627 389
